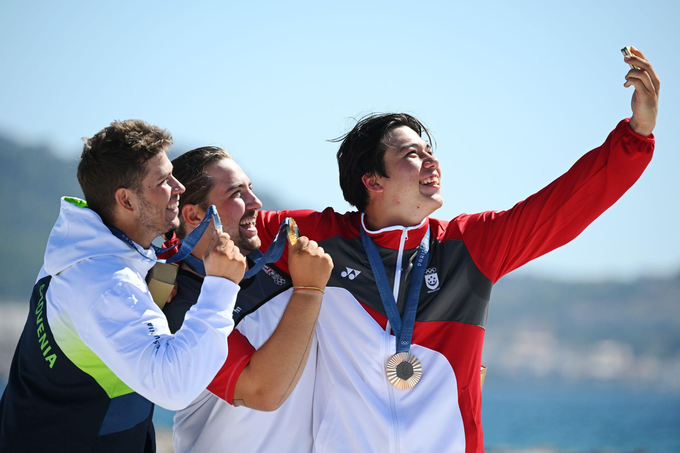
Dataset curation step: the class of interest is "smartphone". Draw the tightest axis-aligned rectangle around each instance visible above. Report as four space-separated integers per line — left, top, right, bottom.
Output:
621 46 639 70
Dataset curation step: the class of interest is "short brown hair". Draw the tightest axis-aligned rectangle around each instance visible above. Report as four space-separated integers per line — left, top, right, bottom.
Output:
171 146 232 238
77 119 173 226
334 113 434 211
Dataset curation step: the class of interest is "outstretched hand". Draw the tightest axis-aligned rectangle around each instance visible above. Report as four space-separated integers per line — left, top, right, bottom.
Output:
624 47 660 137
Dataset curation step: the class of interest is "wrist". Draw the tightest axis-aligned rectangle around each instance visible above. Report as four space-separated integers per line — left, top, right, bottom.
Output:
293 285 325 294
629 116 654 137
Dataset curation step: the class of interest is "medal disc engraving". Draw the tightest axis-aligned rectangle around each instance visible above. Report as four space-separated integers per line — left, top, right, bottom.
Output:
286 218 300 245
386 352 422 389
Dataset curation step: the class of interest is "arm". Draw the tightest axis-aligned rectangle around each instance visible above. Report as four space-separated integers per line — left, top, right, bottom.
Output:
230 235 333 411
454 48 659 283
72 230 247 410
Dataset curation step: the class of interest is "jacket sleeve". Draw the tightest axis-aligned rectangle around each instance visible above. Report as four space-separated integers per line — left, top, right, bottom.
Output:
206 330 256 405
68 265 239 410
452 119 654 284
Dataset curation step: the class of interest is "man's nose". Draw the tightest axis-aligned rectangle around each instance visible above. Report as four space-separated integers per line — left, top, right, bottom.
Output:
246 190 263 210
171 175 185 194
424 154 439 168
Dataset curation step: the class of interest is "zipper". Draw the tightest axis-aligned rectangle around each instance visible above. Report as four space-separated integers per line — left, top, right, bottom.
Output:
384 228 408 453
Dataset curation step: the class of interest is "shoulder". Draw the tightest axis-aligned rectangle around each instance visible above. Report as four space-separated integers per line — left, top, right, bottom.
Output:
430 211 499 242
260 208 361 241
51 255 146 298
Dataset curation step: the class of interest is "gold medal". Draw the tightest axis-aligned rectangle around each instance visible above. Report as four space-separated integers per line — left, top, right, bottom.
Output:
286 218 300 245
386 352 422 389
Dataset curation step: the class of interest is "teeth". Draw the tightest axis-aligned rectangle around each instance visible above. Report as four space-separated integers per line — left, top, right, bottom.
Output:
240 218 256 227
167 202 178 209
421 176 440 185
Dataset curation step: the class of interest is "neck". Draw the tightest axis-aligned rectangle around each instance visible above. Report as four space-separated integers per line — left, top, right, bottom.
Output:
110 219 153 249
363 205 426 231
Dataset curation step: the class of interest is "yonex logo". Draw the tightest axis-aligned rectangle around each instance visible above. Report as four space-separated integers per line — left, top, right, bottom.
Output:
341 267 362 280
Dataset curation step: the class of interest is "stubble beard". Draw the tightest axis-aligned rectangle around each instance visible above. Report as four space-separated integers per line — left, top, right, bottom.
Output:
228 229 261 256
136 192 176 241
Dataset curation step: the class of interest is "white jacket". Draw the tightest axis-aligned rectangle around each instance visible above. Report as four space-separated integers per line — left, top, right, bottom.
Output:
40 197 239 410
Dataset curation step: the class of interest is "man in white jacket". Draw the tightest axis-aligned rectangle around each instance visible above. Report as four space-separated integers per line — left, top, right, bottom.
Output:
0 120 246 452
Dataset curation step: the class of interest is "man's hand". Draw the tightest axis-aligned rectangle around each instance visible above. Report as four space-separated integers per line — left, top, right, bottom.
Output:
624 47 660 137
288 236 334 289
203 227 247 283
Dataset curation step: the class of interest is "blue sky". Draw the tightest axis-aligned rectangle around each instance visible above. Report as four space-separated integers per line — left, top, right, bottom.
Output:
1 0 678 281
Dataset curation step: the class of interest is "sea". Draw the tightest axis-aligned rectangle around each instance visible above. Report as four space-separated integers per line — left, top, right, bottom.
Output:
152 378 680 452
1 378 677 451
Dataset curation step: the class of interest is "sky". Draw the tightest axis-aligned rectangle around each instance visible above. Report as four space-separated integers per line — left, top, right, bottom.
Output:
1 0 678 281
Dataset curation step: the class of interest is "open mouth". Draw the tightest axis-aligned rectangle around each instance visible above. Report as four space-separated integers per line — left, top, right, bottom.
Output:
166 199 179 213
239 212 258 236
420 175 440 187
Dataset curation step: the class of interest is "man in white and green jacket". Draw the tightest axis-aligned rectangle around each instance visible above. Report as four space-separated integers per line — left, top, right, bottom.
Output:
0 120 246 452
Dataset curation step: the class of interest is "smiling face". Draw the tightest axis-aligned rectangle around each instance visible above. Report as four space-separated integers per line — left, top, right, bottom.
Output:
364 126 442 228
134 152 185 241
204 158 263 254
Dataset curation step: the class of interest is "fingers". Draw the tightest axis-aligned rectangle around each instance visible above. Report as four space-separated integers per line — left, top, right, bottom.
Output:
288 235 333 288
302 238 323 256
624 69 655 96
288 235 328 259
203 227 219 256
289 236 328 260
291 235 310 253
624 47 660 95
203 229 235 260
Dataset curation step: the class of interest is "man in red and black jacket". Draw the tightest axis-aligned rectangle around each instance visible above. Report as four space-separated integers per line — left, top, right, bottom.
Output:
254 47 659 452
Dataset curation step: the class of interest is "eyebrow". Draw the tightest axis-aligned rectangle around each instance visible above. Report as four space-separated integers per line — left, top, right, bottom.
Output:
155 170 172 183
399 142 433 153
226 181 251 193
399 142 418 151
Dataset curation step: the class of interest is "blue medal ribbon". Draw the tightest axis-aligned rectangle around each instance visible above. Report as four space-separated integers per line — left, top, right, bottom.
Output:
175 218 294 279
360 226 430 354
109 205 220 263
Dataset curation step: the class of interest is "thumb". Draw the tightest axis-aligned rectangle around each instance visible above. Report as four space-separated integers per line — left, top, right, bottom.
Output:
290 235 309 255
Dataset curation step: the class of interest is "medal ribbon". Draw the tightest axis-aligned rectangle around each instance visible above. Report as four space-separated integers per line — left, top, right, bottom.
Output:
360 226 430 353
180 218 293 279
109 205 220 264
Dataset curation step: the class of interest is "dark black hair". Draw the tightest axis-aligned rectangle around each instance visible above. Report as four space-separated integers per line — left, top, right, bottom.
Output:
333 113 434 211
171 146 232 238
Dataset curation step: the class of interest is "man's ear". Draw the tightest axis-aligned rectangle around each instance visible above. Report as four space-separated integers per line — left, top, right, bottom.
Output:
361 173 384 194
181 204 205 231
114 188 135 214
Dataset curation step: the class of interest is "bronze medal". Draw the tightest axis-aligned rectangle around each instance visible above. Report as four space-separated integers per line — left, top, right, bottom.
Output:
386 352 422 389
